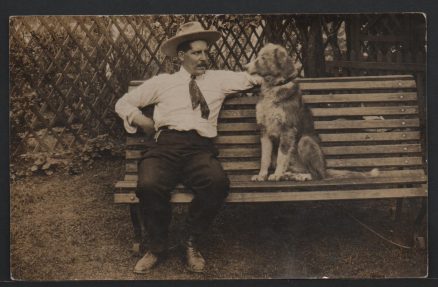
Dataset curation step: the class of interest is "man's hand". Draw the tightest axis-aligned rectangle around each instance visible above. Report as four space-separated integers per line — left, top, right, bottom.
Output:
132 113 155 137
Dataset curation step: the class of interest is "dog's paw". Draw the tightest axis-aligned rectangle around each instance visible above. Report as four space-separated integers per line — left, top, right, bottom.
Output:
283 172 312 181
292 173 312 181
268 173 284 181
251 173 268 181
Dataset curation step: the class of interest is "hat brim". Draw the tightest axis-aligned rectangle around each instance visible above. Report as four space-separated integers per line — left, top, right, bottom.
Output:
161 30 221 57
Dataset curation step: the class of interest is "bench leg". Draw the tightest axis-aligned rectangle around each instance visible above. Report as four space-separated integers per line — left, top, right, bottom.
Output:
413 197 427 249
130 203 143 254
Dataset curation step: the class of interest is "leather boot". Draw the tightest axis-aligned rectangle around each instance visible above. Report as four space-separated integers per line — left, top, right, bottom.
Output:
184 235 206 273
133 251 159 274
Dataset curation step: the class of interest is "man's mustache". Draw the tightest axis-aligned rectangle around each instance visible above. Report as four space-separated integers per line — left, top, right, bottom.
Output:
197 63 208 68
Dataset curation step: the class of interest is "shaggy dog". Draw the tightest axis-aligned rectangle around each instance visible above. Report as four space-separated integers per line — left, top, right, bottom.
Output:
246 43 379 181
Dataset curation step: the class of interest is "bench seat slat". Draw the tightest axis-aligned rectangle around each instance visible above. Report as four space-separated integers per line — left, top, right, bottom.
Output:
116 173 427 190
123 169 426 183
116 176 426 192
114 185 427 204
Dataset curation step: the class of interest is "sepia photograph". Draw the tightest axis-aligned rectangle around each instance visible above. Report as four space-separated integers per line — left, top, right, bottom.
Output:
9 14 428 280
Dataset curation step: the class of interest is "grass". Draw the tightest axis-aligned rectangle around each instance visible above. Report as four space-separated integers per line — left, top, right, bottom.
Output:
10 158 427 280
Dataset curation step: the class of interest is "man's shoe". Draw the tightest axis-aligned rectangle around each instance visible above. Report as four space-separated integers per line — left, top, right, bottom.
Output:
133 251 159 274
185 236 206 273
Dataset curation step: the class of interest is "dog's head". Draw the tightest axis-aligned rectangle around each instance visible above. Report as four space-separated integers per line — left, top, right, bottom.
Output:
246 43 296 86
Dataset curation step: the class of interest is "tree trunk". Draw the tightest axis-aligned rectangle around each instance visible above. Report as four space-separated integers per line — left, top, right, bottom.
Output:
307 18 325 77
264 16 285 45
296 16 326 77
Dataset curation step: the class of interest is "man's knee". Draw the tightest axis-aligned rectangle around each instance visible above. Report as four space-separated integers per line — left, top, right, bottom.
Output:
138 176 158 192
206 173 230 200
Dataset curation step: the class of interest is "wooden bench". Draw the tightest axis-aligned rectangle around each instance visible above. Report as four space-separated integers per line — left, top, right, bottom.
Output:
115 74 427 252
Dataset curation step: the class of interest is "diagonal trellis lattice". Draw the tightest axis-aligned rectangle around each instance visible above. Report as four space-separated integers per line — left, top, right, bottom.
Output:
10 15 304 156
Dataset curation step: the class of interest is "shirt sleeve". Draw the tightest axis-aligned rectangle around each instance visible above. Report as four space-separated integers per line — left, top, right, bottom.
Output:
115 76 161 133
219 71 262 95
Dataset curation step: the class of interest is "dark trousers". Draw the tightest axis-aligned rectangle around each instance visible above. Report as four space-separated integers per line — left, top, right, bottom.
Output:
136 129 230 254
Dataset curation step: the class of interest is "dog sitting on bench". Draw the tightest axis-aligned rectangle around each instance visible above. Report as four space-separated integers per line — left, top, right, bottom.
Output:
246 43 379 181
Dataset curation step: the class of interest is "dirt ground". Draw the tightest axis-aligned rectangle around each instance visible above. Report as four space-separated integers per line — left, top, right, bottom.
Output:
10 159 427 280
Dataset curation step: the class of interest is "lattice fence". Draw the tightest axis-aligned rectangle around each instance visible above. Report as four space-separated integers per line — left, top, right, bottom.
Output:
10 15 309 157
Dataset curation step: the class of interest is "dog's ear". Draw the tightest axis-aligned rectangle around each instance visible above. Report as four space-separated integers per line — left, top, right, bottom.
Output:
275 47 295 77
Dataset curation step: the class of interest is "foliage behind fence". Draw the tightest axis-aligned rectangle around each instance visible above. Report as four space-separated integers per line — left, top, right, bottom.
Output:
9 14 426 158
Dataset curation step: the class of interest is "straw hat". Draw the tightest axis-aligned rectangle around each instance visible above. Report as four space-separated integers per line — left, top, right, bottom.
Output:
161 21 221 57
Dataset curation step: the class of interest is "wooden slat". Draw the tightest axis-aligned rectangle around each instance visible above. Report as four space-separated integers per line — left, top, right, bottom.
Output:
217 122 258 132
326 157 423 168
318 131 420 142
314 119 419 130
116 174 426 190
127 131 421 146
223 92 417 106
298 78 416 91
219 157 423 171
128 75 415 88
125 156 423 173
218 144 422 157
311 106 418 117
213 131 420 145
224 96 259 105
120 169 427 185
126 144 421 160
216 119 420 132
325 60 426 73
219 110 255 118
114 186 427 203
321 144 422 155
297 75 415 82
301 92 417 103
226 169 426 182
218 106 418 119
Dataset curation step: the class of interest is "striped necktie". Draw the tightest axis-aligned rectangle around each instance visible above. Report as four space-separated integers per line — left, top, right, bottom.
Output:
189 75 210 120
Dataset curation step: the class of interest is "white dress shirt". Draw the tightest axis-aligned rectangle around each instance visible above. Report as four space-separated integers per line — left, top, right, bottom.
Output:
115 67 259 138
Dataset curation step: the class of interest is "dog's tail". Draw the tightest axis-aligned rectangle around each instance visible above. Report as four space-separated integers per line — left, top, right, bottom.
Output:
298 134 380 179
326 168 380 179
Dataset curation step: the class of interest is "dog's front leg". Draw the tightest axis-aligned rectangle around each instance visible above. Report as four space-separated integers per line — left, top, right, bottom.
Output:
268 130 296 181
251 133 272 181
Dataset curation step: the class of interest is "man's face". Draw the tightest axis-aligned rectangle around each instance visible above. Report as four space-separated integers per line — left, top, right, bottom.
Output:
178 40 209 76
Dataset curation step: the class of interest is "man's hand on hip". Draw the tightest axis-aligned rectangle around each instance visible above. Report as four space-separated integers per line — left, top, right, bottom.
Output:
132 113 155 137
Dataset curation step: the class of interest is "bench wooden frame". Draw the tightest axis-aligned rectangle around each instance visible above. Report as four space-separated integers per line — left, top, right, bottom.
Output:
115 74 427 252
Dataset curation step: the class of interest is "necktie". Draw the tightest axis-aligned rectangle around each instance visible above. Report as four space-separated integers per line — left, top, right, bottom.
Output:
189 75 210 120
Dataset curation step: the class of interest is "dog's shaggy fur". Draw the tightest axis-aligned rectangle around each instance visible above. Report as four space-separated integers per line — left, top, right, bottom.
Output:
247 43 379 181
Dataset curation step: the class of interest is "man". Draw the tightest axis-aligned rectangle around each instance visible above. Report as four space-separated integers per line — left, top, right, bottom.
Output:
115 21 260 273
